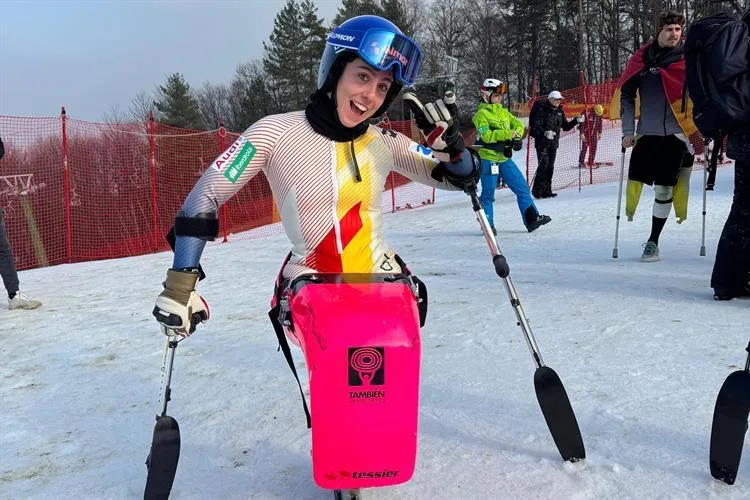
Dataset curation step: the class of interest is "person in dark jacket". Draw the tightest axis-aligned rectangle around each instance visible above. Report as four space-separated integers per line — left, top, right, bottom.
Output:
0 136 42 310
710 11 750 300
711 125 750 300
530 90 582 198
578 104 604 168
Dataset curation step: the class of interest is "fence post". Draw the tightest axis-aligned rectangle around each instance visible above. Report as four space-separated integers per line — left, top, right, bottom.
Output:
525 77 537 184
149 112 158 251
218 117 228 242
61 106 72 263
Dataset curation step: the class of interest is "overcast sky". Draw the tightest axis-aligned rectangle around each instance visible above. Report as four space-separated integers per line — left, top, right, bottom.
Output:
0 1 341 122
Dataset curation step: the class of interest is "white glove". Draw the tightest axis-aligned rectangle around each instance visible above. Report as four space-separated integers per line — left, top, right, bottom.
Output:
578 113 586 123
153 269 210 337
544 130 557 140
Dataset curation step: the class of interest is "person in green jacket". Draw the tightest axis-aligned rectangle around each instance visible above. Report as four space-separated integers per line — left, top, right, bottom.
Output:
472 79 551 234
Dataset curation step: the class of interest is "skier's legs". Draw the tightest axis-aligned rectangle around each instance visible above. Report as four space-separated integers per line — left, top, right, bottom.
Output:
532 147 549 198
648 184 673 244
544 148 558 195
579 138 588 165
590 138 599 164
479 159 499 228
498 158 537 223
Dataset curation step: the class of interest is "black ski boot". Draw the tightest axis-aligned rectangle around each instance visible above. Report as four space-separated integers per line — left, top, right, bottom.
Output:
525 207 551 233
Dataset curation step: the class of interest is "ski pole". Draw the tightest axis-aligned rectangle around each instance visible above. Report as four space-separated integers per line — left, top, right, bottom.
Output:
465 183 585 462
144 336 183 500
701 139 710 257
612 147 626 258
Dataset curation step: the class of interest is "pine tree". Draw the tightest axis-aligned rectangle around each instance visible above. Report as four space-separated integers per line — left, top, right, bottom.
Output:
380 0 414 36
230 61 275 130
263 0 327 111
299 0 328 96
332 0 382 27
153 73 205 130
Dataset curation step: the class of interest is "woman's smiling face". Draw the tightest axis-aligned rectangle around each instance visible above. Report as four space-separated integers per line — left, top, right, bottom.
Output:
335 58 393 127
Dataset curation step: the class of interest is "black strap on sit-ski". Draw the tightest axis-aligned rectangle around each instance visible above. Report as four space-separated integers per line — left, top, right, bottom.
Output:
268 304 311 429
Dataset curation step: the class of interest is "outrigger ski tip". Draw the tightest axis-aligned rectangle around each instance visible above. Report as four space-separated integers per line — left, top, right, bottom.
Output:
534 366 586 462
709 364 750 485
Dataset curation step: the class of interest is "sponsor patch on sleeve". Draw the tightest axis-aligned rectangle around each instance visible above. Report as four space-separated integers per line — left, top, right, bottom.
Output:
213 137 257 183
408 143 435 160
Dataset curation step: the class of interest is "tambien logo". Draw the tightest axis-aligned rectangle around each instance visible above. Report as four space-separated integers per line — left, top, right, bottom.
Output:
223 141 256 183
348 347 384 386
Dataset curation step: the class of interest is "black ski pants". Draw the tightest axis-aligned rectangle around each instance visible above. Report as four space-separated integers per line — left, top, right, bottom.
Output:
0 210 20 296
532 145 557 197
711 158 750 292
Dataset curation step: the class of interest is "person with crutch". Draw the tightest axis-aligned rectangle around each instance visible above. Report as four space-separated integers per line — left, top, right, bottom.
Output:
609 10 696 262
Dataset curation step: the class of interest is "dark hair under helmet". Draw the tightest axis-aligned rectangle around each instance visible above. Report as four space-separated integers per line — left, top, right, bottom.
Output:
318 15 423 116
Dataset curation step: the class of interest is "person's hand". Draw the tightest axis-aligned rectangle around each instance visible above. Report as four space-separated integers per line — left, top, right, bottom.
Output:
578 113 586 123
622 135 636 148
153 269 210 337
403 91 463 162
544 130 557 140
580 133 586 140
598 133 602 140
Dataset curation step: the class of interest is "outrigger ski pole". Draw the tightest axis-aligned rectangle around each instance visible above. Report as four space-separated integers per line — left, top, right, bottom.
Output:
144 337 182 500
466 182 586 462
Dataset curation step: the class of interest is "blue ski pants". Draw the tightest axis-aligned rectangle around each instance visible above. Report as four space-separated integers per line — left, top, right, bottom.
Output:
479 158 537 229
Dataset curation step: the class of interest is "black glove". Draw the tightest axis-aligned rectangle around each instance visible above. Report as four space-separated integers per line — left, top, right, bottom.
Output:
403 91 464 163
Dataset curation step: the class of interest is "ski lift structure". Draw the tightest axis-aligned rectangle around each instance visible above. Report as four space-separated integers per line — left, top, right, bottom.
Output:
0 174 49 217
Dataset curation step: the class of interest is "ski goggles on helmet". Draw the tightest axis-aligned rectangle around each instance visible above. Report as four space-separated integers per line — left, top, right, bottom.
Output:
327 28 423 86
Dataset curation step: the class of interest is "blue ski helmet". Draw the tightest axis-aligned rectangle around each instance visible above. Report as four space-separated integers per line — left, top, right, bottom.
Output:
318 15 423 115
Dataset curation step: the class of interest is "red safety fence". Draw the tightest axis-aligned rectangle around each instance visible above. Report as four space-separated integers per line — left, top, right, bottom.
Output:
0 111 434 271
2 80 731 271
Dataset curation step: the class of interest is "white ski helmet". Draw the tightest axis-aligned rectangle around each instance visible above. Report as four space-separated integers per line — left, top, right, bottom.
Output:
480 78 507 102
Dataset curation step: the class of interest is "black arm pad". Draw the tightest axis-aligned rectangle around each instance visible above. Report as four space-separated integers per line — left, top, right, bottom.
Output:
431 148 481 190
174 212 219 241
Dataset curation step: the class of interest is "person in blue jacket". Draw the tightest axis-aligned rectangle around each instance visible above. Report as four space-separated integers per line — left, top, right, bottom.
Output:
472 79 551 234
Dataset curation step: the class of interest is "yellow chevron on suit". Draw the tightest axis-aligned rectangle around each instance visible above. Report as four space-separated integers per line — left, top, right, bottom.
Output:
334 134 380 272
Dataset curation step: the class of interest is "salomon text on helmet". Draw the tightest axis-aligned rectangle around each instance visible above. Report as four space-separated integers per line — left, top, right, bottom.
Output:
318 15 423 115
480 78 507 102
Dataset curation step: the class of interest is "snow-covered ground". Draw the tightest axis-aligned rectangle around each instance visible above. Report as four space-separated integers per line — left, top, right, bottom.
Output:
2 164 748 499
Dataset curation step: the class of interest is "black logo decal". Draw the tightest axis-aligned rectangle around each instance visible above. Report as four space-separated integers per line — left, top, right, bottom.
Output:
348 347 385 386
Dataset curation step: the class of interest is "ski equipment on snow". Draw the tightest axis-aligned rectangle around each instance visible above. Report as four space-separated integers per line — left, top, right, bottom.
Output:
278 273 423 491
144 338 182 500
466 184 586 462
710 340 750 485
